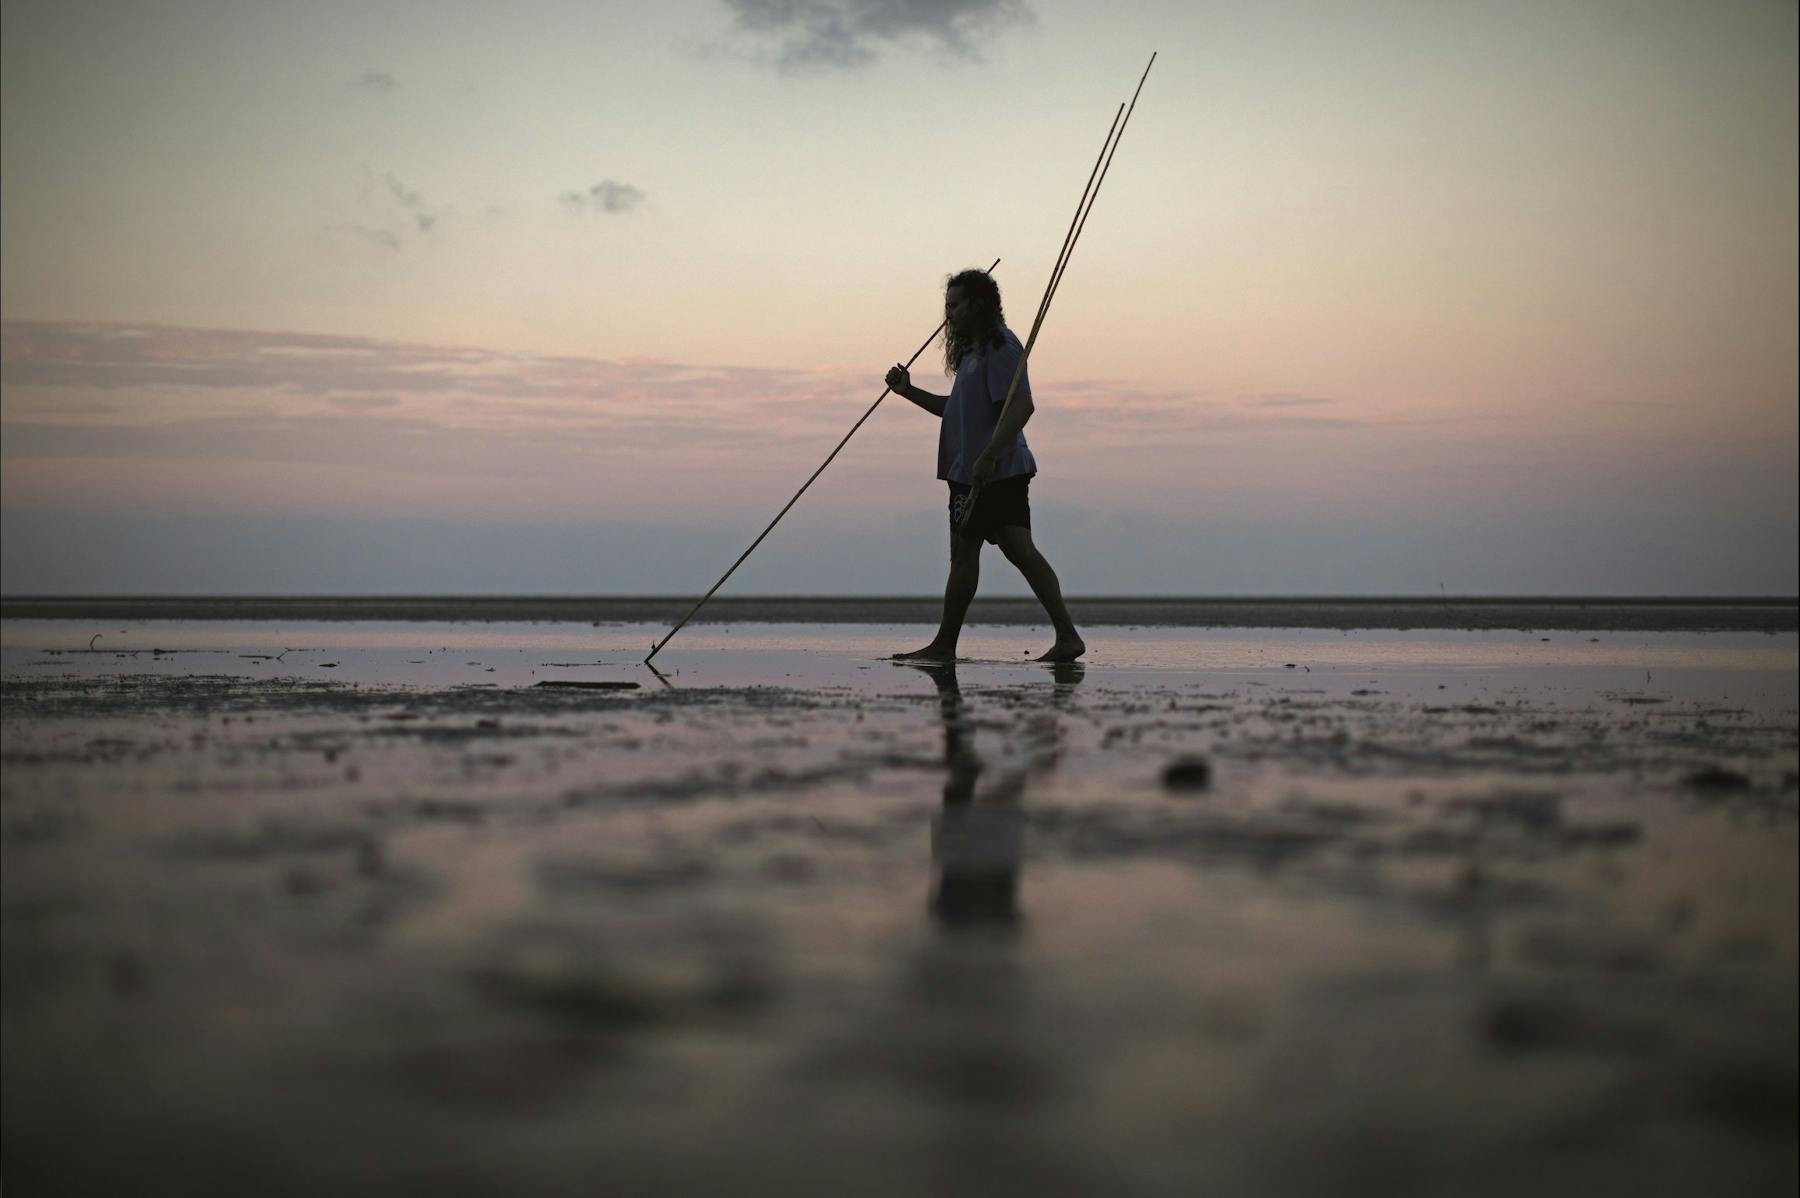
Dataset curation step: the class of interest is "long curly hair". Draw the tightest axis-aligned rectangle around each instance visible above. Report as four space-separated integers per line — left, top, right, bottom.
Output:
942 268 1007 376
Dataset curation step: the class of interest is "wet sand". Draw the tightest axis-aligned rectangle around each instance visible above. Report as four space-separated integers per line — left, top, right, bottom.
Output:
3 620 1796 1196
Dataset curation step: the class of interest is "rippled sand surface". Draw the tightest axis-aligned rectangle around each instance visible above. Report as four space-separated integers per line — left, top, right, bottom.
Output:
4 622 1796 1196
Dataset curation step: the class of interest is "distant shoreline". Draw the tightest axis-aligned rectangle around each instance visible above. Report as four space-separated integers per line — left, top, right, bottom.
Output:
3 596 1795 632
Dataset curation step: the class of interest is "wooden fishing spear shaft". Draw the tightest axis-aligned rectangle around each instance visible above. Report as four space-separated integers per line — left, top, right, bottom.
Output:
959 51 1155 536
643 258 1002 666
645 50 1156 665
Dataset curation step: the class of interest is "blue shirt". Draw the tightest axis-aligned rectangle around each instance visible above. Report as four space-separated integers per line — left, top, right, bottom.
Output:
936 326 1038 485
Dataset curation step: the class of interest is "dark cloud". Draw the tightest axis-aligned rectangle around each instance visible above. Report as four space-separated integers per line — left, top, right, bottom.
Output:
352 69 397 91
331 223 402 251
0 321 817 429
384 173 440 233
0 324 1365 447
1 322 493 395
0 317 1377 513
559 180 646 214
325 174 440 250
1243 393 1335 408
718 0 1030 71
1051 380 1367 441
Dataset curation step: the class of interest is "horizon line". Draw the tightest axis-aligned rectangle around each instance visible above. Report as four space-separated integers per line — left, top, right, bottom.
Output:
6 594 1796 606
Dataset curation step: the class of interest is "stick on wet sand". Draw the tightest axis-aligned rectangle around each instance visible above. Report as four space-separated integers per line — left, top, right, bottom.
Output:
643 258 1002 667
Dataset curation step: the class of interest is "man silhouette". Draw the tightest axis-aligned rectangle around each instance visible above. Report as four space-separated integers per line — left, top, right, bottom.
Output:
885 269 1085 663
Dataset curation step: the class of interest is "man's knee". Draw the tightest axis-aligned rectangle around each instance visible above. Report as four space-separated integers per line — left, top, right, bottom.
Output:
950 535 983 570
996 526 1036 566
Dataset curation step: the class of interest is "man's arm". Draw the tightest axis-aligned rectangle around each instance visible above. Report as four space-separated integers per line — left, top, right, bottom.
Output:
973 391 1034 478
970 339 1035 481
885 364 947 418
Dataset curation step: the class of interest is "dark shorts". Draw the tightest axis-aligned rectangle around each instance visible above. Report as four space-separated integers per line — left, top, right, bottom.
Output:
948 474 1032 546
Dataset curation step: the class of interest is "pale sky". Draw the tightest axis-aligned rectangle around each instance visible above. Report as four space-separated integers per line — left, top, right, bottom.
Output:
3 0 1795 595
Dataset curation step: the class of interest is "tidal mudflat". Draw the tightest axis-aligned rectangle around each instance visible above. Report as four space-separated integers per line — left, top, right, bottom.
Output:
3 620 1795 1196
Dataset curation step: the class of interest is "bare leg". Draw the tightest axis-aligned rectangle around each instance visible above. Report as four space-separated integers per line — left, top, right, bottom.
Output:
893 535 982 661
997 526 1085 661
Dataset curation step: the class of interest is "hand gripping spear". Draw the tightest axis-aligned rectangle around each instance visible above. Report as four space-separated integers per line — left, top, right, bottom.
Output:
645 52 1155 667
642 257 1000 667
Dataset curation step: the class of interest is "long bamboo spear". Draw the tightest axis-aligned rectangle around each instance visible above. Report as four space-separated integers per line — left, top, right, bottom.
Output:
643 257 1001 666
645 52 1156 665
957 52 1156 536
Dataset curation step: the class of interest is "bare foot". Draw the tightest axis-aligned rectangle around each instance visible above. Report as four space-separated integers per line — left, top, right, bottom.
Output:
1034 636 1085 663
892 643 958 662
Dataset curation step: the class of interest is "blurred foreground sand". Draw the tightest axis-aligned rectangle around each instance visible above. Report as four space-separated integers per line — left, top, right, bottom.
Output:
3 624 1796 1196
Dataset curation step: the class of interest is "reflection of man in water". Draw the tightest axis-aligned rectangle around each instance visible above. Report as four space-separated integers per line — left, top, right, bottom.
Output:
838 662 1085 1137
924 661 1024 925
911 659 1083 926
886 269 1085 665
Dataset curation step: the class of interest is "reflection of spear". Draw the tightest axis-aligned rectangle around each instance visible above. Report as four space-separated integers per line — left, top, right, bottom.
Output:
957 52 1155 536
644 257 1000 666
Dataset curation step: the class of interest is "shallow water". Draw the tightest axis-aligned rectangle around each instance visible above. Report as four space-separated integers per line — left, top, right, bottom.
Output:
3 623 1796 1195
5 619 1795 706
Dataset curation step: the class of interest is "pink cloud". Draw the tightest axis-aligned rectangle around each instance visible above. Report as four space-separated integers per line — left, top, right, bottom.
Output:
9 318 1765 537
